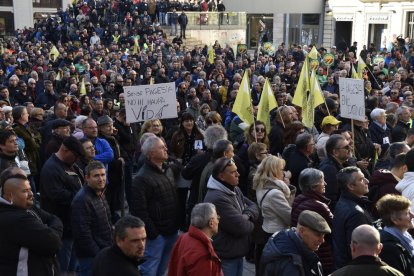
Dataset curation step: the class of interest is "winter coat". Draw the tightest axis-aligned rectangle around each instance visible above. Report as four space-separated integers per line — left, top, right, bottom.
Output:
260 228 324 276
204 176 259 259
379 230 414 276
285 149 313 190
331 255 403 276
256 178 296 234
168 225 222 276
396 172 414 213
391 120 410 142
291 191 334 273
368 169 400 204
92 245 142 276
71 185 113 258
13 122 41 175
332 191 374 269
40 154 84 238
319 155 344 209
0 198 63 276
369 122 391 158
130 160 178 240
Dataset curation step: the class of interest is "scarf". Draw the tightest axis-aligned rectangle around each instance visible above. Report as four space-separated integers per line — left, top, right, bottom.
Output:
384 226 414 256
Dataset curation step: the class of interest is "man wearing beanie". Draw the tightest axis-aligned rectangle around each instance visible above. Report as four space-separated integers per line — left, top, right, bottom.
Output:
260 210 330 276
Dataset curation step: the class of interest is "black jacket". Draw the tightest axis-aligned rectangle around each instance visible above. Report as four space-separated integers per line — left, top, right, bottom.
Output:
285 149 312 191
130 160 178 239
0 199 63 276
71 185 113 258
269 121 285 155
260 228 324 276
379 230 414 276
92 245 142 276
332 191 374 269
391 120 410 143
369 122 391 158
318 155 343 208
40 154 84 238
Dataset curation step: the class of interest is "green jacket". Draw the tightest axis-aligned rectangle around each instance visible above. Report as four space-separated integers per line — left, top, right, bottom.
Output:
331 255 403 276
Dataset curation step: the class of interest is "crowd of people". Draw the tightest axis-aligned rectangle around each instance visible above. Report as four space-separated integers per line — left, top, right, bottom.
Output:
1 0 414 276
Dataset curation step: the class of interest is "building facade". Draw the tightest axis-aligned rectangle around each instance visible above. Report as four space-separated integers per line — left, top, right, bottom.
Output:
324 0 414 54
0 0 70 35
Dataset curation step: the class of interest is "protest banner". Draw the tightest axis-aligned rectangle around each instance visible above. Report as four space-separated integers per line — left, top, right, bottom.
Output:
339 77 365 121
124 82 178 123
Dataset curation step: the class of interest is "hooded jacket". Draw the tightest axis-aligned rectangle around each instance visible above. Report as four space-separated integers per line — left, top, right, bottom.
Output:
260 229 324 276
396 172 414 213
204 176 258 259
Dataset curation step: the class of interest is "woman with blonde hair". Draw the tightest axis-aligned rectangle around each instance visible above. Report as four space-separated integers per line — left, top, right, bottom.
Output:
139 119 163 138
252 155 296 272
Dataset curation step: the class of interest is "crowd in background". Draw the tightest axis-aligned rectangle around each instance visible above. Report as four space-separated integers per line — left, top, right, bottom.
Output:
1 0 414 276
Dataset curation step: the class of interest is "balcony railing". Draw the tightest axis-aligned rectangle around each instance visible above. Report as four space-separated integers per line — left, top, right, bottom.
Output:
32 0 62 9
0 0 12 6
167 12 246 30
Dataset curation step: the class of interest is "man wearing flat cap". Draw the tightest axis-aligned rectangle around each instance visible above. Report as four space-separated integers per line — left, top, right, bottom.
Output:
260 210 330 276
45 119 71 160
40 136 85 275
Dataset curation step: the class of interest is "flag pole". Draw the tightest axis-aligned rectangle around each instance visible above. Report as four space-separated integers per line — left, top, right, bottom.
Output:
351 119 356 156
278 106 285 128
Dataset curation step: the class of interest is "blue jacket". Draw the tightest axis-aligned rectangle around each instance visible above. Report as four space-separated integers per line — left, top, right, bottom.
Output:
261 229 324 276
92 137 114 166
34 91 58 109
368 122 391 158
318 155 343 209
332 191 374 269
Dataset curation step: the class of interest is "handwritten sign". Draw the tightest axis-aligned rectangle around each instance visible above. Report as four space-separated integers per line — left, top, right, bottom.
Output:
339 77 365 121
124 82 178 123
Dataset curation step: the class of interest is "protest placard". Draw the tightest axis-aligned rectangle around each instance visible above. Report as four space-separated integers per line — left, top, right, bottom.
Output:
124 82 178 123
339 77 365 121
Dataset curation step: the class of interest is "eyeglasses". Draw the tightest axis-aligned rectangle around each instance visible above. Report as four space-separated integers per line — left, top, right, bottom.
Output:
255 127 265 133
336 145 351 151
219 158 235 173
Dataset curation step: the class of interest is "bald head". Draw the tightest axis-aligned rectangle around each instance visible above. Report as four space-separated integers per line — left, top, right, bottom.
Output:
351 225 382 258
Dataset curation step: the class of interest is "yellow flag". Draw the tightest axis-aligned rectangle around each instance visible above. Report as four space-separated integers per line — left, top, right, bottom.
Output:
351 64 360 79
133 39 139 55
302 70 325 128
257 78 278 131
80 78 86 96
292 55 310 108
308 46 319 60
357 58 367 79
233 71 254 125
50 46 59 61
208 46 215 64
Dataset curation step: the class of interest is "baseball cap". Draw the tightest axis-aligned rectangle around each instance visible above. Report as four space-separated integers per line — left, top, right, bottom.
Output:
321 115 341 127
298 210 331 234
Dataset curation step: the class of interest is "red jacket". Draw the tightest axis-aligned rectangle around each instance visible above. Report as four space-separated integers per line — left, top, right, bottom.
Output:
168 226 222 276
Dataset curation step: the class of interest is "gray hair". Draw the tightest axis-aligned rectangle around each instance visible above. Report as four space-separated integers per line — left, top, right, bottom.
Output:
141 136 162 157
370 108 386 121
204 125 228 149
140 132 156 146
337 166 361 192
396 106 409 119
298 168 324 193
295 133 313 151
191 203 216 229
212 139 232 159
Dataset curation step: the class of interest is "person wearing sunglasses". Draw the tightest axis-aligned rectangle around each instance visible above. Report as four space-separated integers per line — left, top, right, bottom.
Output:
204 157 259 276
319 134 352 209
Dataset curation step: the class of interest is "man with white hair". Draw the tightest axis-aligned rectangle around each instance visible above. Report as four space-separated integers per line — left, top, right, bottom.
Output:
369 108 391 158
331 225 403 275
391 106 411 142
130 136 178 276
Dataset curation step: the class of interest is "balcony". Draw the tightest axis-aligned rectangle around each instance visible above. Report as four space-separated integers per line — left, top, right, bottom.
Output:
0 0 12 6
32 0 62 9
167 11 246 30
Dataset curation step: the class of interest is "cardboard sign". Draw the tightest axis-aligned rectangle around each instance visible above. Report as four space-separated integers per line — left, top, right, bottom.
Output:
339 77 365 121
124 82 178 123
